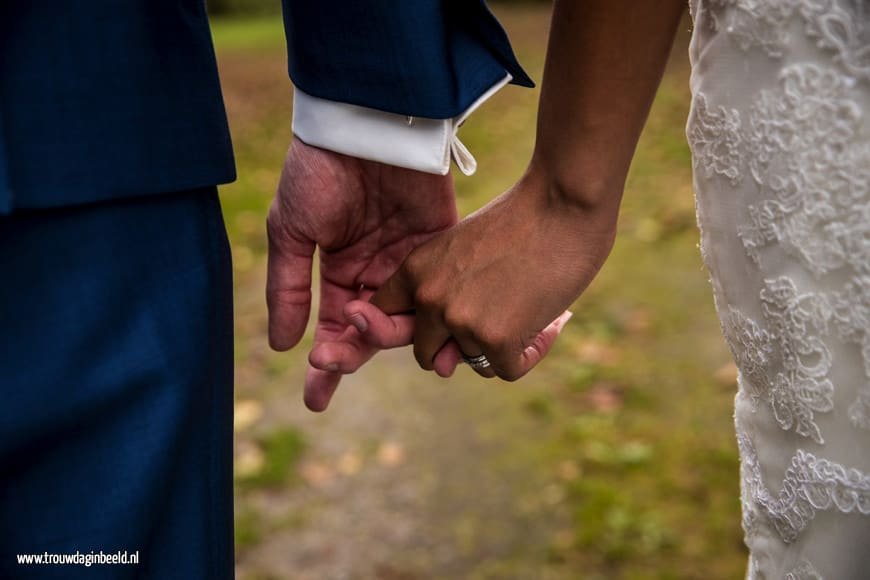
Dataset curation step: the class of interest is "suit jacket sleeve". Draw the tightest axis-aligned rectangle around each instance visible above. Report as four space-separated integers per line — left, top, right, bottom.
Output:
280 0 533 119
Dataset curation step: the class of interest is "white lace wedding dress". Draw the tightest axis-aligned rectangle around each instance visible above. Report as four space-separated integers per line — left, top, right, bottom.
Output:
686 1 870 577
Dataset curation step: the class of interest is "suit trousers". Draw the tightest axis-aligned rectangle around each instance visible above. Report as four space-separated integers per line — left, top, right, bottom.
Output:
0 188 234 579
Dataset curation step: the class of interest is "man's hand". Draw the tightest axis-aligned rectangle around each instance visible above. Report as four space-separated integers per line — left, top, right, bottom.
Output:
267 139 457 411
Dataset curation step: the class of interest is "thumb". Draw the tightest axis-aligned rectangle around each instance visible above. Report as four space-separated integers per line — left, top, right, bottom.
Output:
344 300 415 349
518 310 574 374
369 268 415 315
266 209 316 351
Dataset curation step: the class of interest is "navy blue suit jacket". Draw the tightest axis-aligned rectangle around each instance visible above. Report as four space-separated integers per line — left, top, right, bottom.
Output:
0 0 530 213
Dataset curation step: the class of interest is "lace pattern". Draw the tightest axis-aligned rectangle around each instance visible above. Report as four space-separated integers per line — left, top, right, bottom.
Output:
688 93 744 185
829 276 870 429
786 560 824 580
737 429 870 544
707 0 870 81
740 64 870 277
689 63 870 443
688 62 870 280
722 278 835 444
690 0 870 572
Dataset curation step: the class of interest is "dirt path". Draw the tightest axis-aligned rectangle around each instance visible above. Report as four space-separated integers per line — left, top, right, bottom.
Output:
233 267 572 580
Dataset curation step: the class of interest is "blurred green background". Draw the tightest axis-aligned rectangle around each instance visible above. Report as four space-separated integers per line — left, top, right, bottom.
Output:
212 4 748 579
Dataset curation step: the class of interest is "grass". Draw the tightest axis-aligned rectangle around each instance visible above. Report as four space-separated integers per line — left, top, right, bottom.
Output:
211 16 286 51
214 5 747 578
236 428 306 489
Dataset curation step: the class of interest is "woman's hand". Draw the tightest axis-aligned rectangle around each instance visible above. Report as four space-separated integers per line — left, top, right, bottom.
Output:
348 0 684 382
311 168 621 381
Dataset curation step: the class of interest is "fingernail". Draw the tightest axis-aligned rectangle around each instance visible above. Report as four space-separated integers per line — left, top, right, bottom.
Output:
553 310 574 332
325 363 339 372
348 312 368 333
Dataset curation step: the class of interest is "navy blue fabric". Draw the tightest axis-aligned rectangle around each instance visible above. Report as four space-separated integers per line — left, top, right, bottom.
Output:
0 0 530 213
0 1 236 213
0 188 235 579
282 0 533 118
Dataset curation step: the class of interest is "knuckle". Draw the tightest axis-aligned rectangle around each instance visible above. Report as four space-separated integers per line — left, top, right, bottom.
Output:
267 286 310 309
443 304 474 334
413 282 442 309
403 249 427 282
476 325 509 353
403 245 439 286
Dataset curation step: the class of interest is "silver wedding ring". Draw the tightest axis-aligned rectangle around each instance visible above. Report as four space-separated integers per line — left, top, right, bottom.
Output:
462 353 491 370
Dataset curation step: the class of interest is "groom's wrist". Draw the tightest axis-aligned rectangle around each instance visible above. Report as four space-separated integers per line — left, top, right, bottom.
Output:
291 74 512 177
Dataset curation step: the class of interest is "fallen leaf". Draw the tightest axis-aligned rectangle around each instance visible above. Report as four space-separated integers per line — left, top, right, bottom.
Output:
624 308 652 335
575 340 620 366
377 442 405 467
235 440 265 478
557 460 581 482
299 461 335 487
585 383 625 413
337 451 363 476
234 399 264 432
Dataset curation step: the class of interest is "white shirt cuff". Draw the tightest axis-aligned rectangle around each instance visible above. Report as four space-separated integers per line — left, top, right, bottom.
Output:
291 74 512 176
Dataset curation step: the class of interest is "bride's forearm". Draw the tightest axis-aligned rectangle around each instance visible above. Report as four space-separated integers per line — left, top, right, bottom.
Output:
528 0 685 213
345 0 688 382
